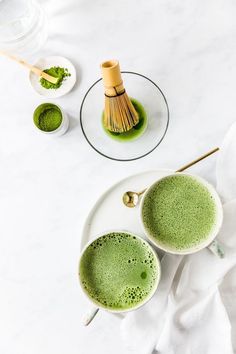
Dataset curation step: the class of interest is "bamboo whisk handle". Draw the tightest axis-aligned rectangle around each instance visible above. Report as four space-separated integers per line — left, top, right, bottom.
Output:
101 60 125 96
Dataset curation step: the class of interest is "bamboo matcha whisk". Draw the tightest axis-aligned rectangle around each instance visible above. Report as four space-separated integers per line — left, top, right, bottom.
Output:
101 60 139 133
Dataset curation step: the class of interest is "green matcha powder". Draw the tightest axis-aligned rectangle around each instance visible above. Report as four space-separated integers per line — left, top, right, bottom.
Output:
40 66 71 89
34 103 63 132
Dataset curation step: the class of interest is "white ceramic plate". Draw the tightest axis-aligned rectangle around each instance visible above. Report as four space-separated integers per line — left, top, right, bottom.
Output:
80 169 173 250
29 56 76 98
80 170 173 320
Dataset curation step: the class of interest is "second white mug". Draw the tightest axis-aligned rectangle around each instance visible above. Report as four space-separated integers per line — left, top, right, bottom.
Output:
140 172 224 257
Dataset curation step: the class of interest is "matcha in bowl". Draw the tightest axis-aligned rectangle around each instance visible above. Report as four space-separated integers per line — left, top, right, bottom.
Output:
102 98 148 142
33 103 69 136
140 173 223 255
79 231 161 318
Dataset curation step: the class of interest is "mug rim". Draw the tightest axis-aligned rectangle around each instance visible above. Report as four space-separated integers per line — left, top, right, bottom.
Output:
78 230 161 313
140 172 223 255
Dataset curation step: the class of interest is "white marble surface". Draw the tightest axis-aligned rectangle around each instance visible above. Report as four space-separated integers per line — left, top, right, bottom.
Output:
0 0 236 353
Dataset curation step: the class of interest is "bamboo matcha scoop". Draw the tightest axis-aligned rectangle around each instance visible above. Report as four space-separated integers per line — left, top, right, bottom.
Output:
101 60 139 133
0 51 58 84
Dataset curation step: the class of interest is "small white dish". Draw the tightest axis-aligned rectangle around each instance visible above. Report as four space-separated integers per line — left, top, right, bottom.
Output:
29 56 76 98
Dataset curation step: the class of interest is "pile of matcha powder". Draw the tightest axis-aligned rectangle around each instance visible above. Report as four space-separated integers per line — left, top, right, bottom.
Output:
40 66 71 89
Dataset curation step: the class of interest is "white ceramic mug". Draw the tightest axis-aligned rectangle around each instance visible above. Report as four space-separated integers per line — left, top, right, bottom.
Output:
78 231 161 325
140 173 224 257
33 103 69 137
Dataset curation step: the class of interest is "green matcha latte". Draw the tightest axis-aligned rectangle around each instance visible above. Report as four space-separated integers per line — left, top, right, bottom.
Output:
142 174 219 252
79 232 160 311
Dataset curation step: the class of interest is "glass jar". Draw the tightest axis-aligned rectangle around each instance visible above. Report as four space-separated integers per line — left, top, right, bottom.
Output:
0 0 47 55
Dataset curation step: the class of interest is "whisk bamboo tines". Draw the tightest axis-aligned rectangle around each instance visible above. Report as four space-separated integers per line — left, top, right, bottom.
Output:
101 60 139 133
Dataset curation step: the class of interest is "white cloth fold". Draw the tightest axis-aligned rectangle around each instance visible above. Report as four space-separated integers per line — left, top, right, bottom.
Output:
121 122 236 354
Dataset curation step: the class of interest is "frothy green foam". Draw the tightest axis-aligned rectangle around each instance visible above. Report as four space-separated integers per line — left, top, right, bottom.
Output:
79 232 159 310
142 175 217 251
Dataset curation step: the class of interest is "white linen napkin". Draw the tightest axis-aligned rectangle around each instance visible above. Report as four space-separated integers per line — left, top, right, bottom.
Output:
121 122 236 354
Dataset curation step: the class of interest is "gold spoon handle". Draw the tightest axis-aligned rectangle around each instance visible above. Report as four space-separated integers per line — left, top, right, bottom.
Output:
138 147 220 197
176 147 220 172
138 189 147 196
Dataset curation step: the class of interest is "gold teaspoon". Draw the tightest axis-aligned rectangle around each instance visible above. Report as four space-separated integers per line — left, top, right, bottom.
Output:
122 147 220 208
